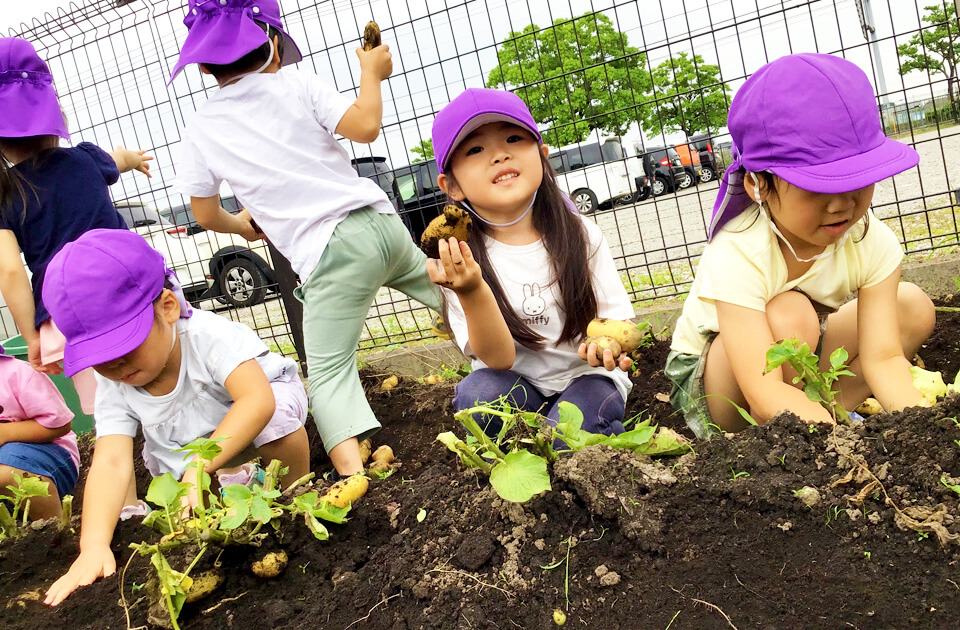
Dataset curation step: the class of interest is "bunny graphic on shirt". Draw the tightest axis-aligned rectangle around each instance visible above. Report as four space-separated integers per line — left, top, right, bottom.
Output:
521 283 546 316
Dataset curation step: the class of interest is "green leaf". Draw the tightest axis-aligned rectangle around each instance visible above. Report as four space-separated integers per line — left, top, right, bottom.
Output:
175 437 225 464
556 402 584 431
632 428 692 456
829 347 849 371
803 382 824 403
417 508 426 523
250 496 272 523
941 476 960 496
292 492 350 524
219 502 249 531
146 473 186 509
302 513 330 540
489 451 551 503
220 484 253 505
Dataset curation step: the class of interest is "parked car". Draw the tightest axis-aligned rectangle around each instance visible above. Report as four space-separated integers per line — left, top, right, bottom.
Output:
638 146 688 197
158 197 278 309
673 143 703 189
393 159 446 240
688 133 721 183
352 156 402 209
548 137 641 214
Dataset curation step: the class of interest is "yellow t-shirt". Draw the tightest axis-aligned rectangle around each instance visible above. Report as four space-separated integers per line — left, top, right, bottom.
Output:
670 206 904 356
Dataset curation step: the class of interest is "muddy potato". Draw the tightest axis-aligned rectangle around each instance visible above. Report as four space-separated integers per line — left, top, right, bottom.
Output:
252 550 288 579
420 205 472 259
583 335 621 360
184 569 225 603
856 397 883 416
359 438 373 465
371 445 395 465
586 318 643 353
362 21 381 51
367 460 393 476
381 375 399 391
322 473 369 508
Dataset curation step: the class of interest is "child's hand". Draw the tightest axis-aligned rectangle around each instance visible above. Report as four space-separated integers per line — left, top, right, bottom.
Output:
235 208 264 242
578 341 632 372
44 546 117 606
356 44 392 81
27 335 62 375
179 466 201 515
114 146 153 178
427 237 483 295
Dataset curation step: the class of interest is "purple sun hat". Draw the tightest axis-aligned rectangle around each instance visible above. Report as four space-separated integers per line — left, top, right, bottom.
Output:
708 52 919 240
0 37 69 140
43 229 166 377
432 88 542 174
168 0 303 84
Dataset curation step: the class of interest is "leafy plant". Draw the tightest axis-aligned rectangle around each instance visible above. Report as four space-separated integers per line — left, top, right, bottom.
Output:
437 401 690 503
765 339 854 424
729 468 750 481
0 472 52 541
941 475 960 496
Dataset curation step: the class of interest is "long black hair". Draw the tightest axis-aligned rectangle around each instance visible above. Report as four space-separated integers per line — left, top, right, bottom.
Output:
443 149 598 350
0 135 58 225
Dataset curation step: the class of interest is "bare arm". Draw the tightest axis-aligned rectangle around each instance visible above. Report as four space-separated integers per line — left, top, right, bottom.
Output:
716 300 833 424
0 229 37 344
108 146 153 177
857 269 922 411
45 435 135 606
335 45 392 143
191 196 262 241
0 419 70 446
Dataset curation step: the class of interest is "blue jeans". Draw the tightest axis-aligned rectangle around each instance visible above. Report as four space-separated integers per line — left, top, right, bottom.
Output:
453 369 626 438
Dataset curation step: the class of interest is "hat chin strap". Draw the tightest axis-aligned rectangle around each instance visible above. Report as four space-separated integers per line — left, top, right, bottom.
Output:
460 191 537 228
218 39 275 87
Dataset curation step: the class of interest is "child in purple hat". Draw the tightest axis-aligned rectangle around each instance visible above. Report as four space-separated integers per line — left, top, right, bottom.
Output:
0 36 152 412
171 0 439 478
42 229 310 606
666 52 935 437
429 88 635 437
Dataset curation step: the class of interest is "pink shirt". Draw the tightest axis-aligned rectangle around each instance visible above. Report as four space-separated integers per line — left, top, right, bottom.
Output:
0 356 79 467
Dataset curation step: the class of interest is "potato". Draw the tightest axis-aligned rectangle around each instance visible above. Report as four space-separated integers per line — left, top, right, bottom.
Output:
423 374 445 384
855 397 882 416
362 21 381 51
586 318 644 353
583 335 621 360
322 473 369 508
909 366 947 405
371 445 395 465
367 460 393 476
251 550 288 579
420 205 472 259
184 569 224 603
381 375 399 391
359 438 373 465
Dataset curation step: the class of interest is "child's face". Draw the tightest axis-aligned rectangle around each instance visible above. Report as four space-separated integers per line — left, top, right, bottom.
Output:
93 291 180 389
759 175 874 256
440 122 548 220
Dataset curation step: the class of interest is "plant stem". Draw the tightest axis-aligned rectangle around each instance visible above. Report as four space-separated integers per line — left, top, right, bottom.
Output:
58 495 73 531
455 409 507 460
452 439 493 474
180 544 207 581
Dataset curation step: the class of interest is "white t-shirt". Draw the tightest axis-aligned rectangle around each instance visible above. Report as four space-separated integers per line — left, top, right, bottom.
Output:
94 310 300 478
175 68 395 279
671 207 904 356
443 217 635 401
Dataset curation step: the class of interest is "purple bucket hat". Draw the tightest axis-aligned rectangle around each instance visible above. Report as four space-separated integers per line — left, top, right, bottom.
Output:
0 37 69 139
43 229 166 377
709 52 919 240
432 88 542 174
168 0 303 84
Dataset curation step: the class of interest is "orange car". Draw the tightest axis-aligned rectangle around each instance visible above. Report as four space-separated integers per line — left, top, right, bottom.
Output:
673 143 703 189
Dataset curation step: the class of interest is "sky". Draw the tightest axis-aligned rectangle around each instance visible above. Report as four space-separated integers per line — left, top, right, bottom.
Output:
0 0 947 207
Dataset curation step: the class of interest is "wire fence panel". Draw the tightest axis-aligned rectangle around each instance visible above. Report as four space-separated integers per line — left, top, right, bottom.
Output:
4 0 959 358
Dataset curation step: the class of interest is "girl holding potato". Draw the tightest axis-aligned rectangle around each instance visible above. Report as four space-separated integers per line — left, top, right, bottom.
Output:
666 53 935 438
428 88 635 437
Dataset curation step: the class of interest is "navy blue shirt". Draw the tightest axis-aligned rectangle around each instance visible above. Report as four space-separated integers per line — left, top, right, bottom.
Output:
1 143 127 327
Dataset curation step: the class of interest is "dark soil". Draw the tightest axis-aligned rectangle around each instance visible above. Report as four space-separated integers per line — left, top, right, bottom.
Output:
3 314 960 629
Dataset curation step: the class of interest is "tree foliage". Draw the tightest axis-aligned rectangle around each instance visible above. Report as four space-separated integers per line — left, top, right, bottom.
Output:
486 12 652 147
897 3 960 107
640 52 731 139
411 139 434 163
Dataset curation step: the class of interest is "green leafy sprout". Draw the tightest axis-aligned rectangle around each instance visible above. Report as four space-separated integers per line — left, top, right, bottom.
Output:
766 339 854 424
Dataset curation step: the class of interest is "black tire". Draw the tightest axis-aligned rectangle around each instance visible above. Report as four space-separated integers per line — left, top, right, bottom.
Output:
571 188 599 215
677 170 694 189
699 166 716 183
652 175 668 197
636 188 651 202
218 257 266 308
613 193 635 206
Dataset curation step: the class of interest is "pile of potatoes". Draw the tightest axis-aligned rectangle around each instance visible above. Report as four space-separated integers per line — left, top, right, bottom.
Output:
583 318 645 360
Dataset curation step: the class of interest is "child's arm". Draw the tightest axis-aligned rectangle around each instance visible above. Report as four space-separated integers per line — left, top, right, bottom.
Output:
179 359 275 497
716 300 834 424
44 435 135 606
335 45 393 143
0 420 70 445
856 269 923 410
428 237 514 370
0 230 58 374
191 196 263 242
108 146 153 178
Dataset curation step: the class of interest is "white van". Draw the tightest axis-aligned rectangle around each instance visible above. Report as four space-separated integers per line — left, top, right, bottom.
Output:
548 136 640 214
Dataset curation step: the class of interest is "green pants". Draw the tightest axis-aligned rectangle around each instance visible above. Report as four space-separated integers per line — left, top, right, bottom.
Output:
294 208 441 450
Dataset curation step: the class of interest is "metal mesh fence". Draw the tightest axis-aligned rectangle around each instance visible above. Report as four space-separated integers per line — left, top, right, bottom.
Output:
4 0 959 360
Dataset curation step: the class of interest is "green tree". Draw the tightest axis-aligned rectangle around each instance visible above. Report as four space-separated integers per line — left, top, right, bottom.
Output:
486 12 652 147
411 139 434 163
897 3 960 117
640 52 731 139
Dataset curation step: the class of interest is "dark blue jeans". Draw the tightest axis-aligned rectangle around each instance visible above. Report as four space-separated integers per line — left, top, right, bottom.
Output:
453 368 626 438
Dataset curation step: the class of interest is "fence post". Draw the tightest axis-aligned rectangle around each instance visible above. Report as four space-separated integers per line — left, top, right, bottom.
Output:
263 240 307 376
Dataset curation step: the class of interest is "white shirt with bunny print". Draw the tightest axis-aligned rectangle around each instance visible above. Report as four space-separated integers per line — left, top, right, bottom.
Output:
442 216 634 401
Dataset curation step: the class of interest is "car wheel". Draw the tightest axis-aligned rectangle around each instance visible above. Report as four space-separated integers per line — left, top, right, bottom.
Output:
613 193 635 206
652 176 668 197
218 258 266 308
636 188 651 202
699 166 716 183
677 171 694 189
572 188 599 215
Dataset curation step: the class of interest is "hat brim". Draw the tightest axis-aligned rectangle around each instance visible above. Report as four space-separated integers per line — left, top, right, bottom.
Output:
62 302 155 377
771 137 919 193
0 79 69 139
439 112 542 172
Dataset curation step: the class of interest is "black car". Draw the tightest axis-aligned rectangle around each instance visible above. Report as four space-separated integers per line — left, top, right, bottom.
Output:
637 146 688 198
352 156 403 209
688 133 721 183
392 159 446 240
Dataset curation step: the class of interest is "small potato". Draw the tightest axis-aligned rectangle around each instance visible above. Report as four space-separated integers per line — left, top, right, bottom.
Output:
371 445 395 465
367 460 394 476
322 473 369 508
184 569 224 603
381 375 399 391
423 374 445 385
584 335 621 360
362 21 381 51
420 205 472 259
359 438 373 465
251 550 288 579
586 318 644 353
856 397 882 416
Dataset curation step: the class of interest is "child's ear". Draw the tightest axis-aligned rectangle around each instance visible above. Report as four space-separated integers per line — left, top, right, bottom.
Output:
540 144 550 160
437 173 464 201
272 35 281 64
159 289 181 324
199 64 211 75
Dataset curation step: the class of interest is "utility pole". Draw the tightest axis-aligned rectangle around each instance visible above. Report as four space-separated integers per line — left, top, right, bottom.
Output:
857 0 889 107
